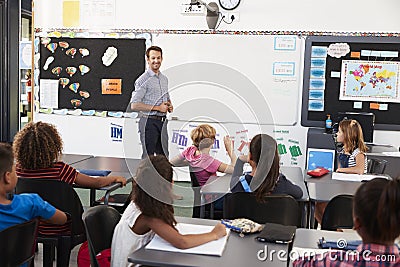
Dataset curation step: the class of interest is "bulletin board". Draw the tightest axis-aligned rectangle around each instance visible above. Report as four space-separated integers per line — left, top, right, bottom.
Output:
301 36 400 131
39 37 146 111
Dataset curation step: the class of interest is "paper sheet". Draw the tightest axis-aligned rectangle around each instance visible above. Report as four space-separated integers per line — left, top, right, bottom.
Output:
146 223 230 256
332 172 387 182
39 79 59 108
382 151 400 157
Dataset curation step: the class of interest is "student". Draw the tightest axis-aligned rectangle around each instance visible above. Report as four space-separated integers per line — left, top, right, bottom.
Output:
336 119 368 174
230 134 302 201
315 120 368 224
170 124 236 186
293 177 400 266
13 121 127 189
13 121 127 235
111 155 227 267
0 142 67 232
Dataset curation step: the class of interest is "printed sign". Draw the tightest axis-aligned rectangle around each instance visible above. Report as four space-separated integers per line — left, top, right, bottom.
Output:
102 79 122 94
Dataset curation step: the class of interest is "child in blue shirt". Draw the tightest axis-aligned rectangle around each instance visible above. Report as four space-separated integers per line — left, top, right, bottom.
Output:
0 142 67 232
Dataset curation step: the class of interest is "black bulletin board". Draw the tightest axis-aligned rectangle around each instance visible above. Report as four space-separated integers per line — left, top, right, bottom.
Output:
301 36 400 131
39 38 146 111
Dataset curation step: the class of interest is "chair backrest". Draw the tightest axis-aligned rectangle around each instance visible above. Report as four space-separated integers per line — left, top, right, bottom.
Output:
82 205 121 267
223 192 301 226
16 178 85 235
367 158 388 174
321 194 354 231
0 219 38 267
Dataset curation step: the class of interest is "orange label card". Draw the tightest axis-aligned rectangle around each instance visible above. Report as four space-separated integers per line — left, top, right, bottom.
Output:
350 51 361 58
370 103 380 110
102 79 122 95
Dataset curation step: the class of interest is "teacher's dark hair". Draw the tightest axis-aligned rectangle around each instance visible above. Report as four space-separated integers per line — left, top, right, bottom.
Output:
146 46 163 58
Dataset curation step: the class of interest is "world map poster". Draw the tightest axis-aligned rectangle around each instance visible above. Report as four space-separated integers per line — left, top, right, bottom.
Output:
340 60 400 103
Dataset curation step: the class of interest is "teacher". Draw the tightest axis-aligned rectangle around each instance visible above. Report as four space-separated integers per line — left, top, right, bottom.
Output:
130 46 173 159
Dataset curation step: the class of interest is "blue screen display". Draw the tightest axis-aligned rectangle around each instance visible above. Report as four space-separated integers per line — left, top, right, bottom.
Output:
307 149 335 171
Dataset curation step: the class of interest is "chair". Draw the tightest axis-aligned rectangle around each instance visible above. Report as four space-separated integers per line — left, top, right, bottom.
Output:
16 178 86 267
82 205 121 267
367 158 388 174
94 192 131 214
0 219 38 267
223 192 301 227
190 171 223 219
321 194 354 231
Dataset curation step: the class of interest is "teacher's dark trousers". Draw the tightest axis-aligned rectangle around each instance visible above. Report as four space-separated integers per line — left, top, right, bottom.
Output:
138 117 169 159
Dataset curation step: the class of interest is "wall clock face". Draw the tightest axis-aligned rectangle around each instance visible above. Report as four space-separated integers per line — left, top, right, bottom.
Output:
219 0 240 10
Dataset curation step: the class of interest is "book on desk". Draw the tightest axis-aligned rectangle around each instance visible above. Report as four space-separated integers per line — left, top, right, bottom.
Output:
145 223 230 256
332 172 388 182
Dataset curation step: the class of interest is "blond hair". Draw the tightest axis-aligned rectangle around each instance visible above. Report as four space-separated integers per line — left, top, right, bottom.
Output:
339 119 368 153
190 124 216 149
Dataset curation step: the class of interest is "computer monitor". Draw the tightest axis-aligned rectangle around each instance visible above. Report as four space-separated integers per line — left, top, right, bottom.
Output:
335 112 374 143
307 148 336 171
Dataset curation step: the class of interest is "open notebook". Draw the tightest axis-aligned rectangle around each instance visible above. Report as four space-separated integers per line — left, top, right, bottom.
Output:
146 223 230 256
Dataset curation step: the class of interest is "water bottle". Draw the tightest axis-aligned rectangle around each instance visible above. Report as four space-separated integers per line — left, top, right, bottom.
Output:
325 114 332 133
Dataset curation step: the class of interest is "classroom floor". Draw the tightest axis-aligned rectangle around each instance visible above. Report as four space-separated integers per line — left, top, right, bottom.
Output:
33 181 193 266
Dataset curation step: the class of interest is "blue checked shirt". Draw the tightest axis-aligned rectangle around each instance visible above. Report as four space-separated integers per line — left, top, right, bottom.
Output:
130 69 170 116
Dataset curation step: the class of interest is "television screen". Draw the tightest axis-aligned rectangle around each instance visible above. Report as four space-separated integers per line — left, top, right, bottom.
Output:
307 148 336 171
340 60 400 103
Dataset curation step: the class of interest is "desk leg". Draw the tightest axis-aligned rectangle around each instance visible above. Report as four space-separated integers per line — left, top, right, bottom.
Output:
200 194 205 218
309 200 315 229
90 188 96 207
299 201 309 228
210 195 215 220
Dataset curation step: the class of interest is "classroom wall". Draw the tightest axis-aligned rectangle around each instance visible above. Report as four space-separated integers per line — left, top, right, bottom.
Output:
33 0 400 174
35 0 400 32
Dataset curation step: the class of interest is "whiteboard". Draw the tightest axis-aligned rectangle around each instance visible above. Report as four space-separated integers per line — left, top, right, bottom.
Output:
154 34 303 126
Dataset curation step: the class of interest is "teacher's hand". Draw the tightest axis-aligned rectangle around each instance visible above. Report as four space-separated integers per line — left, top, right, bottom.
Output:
166 101 174 113
157 102 169 113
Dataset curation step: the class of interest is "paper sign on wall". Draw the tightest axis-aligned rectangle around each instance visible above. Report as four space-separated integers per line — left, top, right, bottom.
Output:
101 79 122 94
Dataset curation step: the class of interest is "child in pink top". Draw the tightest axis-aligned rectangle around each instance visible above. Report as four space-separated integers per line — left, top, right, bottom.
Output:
170 124 236 186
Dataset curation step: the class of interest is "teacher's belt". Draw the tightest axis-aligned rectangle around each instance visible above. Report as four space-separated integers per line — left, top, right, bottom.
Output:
140 114 167 122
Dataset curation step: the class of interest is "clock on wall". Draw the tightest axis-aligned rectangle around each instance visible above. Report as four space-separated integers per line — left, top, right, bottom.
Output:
219 0 241 10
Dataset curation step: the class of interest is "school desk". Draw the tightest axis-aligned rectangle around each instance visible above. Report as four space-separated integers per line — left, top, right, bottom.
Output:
305 171 363 228
70 156 140 173
61 153 93 164
128 216 289 267
293 228 360 250
70 157 139 206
